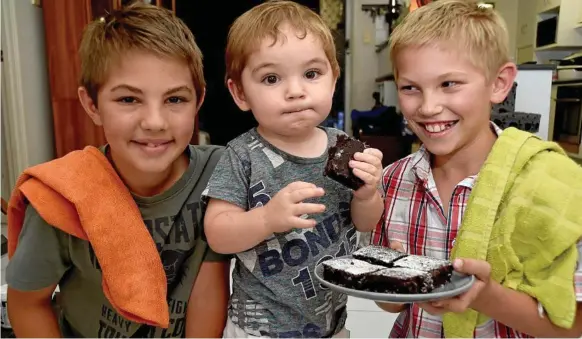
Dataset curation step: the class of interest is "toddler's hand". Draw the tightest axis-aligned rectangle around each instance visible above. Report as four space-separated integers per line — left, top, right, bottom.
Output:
351 148 383 200
263 181 326 233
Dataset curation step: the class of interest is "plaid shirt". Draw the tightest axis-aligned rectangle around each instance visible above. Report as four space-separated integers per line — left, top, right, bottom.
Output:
372 124 582 338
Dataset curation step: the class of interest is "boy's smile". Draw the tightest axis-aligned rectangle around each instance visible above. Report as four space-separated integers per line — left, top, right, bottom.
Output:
418 120 459 137
79 51 202 196
131 138 174 155
395 44 499 158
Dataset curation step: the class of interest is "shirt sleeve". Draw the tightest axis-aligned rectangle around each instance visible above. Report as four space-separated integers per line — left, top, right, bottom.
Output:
203 245 232 262
6 205 71 290
202 145 249 210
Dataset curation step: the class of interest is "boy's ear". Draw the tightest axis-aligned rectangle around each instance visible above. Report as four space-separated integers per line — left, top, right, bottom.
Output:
490 62 518 104
78 87 103 126
227 79 251 111
196 87 206 111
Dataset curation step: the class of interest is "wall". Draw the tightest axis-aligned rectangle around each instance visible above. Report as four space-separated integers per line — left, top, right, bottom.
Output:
373 0 521 87
1 0 55 191
346 0 380 134
492 0 519 60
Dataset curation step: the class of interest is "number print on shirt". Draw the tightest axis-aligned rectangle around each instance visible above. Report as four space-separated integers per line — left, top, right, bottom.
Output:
292 229 357 300
249 181 271 208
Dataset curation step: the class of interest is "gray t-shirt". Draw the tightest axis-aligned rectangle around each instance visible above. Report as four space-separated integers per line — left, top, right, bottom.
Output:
202 127 357 338
6 145 227 338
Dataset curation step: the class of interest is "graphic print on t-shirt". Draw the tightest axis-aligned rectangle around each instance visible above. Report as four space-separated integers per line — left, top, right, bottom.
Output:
203 128 356 338
91 200 204 338
232 182 356 337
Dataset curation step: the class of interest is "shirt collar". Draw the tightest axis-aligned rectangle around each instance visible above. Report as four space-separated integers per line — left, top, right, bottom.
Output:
411 121 503 182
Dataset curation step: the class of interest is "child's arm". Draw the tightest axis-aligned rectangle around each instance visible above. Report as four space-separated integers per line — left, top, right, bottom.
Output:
422 258 582 338
185 260 230 337
7 285 62 337
475 280 582 337
351 192 384 232
349 148 384 232
205 181 326 254
6 206 70 337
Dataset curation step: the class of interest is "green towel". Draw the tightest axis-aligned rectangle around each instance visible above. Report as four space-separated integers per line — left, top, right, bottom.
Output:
443 127 582 338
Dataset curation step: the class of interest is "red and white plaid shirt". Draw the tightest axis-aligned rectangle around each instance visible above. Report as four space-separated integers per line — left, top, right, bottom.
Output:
372 124 582 338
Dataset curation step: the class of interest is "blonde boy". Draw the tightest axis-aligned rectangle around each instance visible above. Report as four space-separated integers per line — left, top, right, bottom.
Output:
6 3 229 337
372 0 582 337
202 1 384 337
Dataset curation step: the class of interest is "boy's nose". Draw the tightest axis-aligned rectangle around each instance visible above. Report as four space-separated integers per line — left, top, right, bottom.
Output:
419 94 444 116
140 106 168 131
285 79 306 100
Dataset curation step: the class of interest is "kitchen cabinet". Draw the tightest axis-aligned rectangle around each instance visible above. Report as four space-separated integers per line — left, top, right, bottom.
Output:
537 0 561 13
535 0 582 49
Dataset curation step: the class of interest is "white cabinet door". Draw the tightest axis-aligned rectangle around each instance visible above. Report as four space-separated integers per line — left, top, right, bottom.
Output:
537 0 561 13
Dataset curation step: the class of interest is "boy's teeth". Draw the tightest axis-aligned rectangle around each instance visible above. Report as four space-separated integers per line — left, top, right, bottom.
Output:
424 122 454 133
148 143 156 147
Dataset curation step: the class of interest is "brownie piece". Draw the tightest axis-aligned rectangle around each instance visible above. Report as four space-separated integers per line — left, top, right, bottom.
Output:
392 255 454 288
360 267 434 294
324 134 366 190
352 245 407 267
322 258 384 289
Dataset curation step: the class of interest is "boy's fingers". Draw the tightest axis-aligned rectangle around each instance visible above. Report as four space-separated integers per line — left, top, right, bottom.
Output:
349 160 378 175
453 259 491 281
289 187 325 203
285 181 317 191
293 203 326 216
353 152 382 166
363 148 383 161
418 302 445 316
390 241 405 253
292 216 319 229
352 168 375 184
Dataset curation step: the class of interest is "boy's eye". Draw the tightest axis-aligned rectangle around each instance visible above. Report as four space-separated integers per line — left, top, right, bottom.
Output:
442 81 458 88
399 85 416 91
117 96 138 104
305 70 321 80
167 96 186 104
262 75 279 85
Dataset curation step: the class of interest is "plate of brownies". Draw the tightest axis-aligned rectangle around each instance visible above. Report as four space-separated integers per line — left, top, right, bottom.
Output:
314 245 475 303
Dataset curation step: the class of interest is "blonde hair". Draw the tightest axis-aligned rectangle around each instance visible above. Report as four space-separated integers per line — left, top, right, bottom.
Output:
389 0 510 80
79 2 205 105
225 0 340 86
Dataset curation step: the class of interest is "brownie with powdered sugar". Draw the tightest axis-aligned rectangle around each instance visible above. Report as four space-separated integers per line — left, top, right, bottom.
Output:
321 246 454 294
360 267 434 294
392 255 453 288
352 245 407 267
322 258 384 289
324 134 366 190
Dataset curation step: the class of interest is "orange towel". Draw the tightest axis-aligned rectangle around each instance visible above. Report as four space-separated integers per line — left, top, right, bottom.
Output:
7 146 169 328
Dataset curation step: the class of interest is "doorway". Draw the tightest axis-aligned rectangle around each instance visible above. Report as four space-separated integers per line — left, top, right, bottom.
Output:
176 0 346 146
